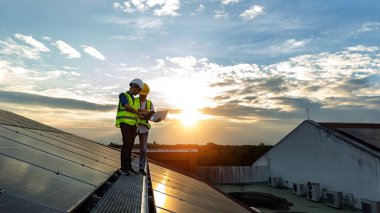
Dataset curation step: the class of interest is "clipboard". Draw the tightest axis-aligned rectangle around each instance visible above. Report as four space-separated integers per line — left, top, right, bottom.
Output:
150 110 168 122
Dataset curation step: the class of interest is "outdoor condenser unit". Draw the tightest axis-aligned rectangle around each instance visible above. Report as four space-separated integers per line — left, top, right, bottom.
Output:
268 176 281 187
362 198 380 213
306 182 320 202
292 183 305 196
326 190 343 209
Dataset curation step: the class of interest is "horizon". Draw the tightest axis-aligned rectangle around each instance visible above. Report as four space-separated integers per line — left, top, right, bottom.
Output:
1 0 379 146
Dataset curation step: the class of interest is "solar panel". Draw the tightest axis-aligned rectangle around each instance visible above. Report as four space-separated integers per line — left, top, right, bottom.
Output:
339 128 380 149
0 154 96 211
0 110 119 212
149 163 251 213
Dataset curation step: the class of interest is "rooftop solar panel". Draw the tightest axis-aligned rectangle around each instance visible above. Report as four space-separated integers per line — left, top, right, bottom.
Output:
0 110 119 212
0 110 62 133
149 163 252 213
1 109 254 212
0 154 96 211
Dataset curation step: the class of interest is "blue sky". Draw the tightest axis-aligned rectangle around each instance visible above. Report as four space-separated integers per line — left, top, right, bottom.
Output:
0 0 380 145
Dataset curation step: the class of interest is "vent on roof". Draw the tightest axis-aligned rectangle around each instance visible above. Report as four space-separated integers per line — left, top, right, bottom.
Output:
362 198 380 213
306 182 320 202
326 190 343 209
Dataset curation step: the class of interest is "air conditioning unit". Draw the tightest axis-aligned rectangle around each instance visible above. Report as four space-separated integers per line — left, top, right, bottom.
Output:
326 190 343 209
306 182 320 202
268 176 281 187
292 183 305 196
362 198 380 213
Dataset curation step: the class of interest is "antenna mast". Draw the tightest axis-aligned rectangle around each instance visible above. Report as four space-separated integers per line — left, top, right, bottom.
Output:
307 108 310 120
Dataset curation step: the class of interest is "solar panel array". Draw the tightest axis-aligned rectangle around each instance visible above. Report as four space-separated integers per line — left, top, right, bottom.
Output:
0 110 120 212
0 109 253 212
149 163 252 213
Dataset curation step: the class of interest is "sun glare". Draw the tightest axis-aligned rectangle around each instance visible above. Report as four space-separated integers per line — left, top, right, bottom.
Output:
175 109 211 127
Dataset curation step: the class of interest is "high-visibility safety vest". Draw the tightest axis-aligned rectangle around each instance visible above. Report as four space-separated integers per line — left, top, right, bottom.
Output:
115 92 138 127
136 98 151 129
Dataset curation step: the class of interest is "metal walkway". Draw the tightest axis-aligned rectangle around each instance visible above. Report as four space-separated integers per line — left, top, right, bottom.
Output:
91 158 147 213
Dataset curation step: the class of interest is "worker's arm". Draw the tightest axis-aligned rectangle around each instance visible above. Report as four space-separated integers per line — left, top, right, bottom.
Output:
119 93 144 115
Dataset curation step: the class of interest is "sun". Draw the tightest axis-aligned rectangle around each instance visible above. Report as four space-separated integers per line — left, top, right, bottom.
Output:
172 109 211 127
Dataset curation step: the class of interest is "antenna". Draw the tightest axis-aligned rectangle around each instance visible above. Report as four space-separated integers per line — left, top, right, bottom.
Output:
307 108 310 120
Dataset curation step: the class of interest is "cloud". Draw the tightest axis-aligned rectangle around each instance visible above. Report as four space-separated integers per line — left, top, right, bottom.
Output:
0 38 41 60
104 17 163 29
214 10 229 19
54 40 81 58
0 34 51 60
113 0 180 16
345 45 379 52
0 90 115 111
357 22 380 33
82 46 106 61
14 33 50 52
167 56 197 69
240 5 264 20
221 0 239 5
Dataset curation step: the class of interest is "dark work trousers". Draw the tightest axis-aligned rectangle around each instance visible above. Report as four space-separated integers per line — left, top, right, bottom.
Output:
138 132 148 170
120 122 137 169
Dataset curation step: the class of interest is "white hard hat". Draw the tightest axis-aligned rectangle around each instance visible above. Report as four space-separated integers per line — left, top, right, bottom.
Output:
130 78 143 89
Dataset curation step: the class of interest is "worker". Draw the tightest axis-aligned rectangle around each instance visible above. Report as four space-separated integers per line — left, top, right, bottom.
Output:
136 83 161 175
116 78 146 175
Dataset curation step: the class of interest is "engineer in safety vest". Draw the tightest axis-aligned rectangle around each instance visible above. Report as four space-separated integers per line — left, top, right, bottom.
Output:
116 78 146 175
136 83 162 175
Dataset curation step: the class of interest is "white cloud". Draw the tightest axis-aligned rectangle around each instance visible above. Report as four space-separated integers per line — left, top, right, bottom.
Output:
240 5 264 20
214 10 229 19
357 22 380 32
0 38 42 60
197 4 205 12
54 40 81 58
167 56 198 69
150 0 180 17
113 0 180 16
221 0 239 5
131 0 149 12
346 45 379 52
104 17 163 30
82 46 106 61
153 59 165 69
14 33 50 52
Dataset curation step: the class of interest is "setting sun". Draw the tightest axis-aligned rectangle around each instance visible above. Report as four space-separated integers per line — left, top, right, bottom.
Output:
172 109 210 127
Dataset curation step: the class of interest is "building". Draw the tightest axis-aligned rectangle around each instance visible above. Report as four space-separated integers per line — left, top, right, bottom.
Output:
0 109 254 213
253 120 380 210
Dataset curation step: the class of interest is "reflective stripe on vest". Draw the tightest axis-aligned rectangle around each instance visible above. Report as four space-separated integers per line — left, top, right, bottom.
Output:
115 92 138 127
136 98 151 129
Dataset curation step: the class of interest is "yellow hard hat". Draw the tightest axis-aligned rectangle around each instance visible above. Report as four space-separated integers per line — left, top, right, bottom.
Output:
140 83 150 95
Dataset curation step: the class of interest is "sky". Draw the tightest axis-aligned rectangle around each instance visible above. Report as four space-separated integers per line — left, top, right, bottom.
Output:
0 0 379 146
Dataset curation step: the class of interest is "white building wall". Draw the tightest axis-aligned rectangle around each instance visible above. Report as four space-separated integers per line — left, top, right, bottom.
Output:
254 121 380 209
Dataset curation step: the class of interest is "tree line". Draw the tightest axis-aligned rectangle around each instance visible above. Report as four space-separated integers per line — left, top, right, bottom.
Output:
108 142 272 166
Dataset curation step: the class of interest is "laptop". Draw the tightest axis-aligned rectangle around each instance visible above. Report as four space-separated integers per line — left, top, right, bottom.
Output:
149 110 168 122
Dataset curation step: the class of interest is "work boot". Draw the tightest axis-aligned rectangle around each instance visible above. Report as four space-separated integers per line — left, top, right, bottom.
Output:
119 168 130 176
139 169 146 176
